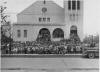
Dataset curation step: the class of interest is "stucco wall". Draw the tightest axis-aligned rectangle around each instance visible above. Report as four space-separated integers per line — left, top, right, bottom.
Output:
64 0 83 41
17 0 64 25
13 0 84 42
12 24 67 41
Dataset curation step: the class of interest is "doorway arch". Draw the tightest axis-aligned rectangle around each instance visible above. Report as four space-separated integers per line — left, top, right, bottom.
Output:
37 28 51 42
70 25 77 35
53 28 64 38
70 25 80 43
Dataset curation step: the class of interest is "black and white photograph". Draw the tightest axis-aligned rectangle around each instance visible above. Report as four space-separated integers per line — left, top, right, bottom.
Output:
0 0 99 72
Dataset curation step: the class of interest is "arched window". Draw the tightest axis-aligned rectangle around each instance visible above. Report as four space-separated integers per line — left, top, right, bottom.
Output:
53 28 64 38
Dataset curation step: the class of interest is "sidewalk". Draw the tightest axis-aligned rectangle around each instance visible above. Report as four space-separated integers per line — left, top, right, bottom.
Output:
1 54 82 58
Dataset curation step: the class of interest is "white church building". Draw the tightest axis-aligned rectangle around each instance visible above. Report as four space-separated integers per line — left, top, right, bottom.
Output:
12 0 83 42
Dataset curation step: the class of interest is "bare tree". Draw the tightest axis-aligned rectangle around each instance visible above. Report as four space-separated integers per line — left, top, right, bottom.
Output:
0 1 8 25
0 1 12 36
0 1 13 54
83 34 99 44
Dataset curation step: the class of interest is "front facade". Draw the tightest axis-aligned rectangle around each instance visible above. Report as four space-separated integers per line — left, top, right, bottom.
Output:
12 0 83 42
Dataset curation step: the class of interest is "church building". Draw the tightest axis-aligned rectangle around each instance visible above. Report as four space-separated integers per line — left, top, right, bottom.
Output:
12 0 83 42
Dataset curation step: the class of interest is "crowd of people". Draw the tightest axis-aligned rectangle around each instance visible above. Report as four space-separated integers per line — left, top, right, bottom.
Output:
1 41 82 54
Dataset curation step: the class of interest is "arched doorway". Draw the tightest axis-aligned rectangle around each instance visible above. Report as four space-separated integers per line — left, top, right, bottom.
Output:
37 28 51 42
53 28 64 38
70 25 77 35
70 25 80 43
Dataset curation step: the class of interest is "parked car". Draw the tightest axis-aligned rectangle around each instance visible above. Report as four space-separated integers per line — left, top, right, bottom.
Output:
82 43 99 58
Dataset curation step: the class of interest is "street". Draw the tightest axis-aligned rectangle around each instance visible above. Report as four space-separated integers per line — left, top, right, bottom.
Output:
1 57 99 72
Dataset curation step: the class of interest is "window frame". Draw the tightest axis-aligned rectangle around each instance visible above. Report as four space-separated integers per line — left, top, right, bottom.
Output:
17 30 21 38
47 18 50 22
68 0 71 10
43 18 46 22
24 30 27 38
77 0 80 10
39 18 42 22
72 0 76 10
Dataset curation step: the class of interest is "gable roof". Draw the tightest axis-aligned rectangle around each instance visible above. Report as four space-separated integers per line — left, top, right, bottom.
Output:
18 0 64 15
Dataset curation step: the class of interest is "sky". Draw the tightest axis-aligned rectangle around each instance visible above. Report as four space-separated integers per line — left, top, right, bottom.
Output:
0 0 100 35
